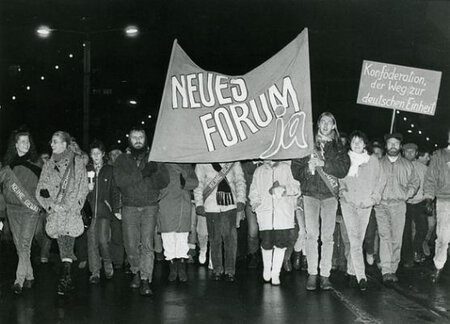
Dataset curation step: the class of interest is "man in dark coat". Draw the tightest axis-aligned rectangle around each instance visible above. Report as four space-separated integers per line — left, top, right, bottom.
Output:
114 126 169 296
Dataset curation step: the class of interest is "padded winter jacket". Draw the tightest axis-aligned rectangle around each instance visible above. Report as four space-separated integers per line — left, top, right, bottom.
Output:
113 152 169 207
249 162 300 231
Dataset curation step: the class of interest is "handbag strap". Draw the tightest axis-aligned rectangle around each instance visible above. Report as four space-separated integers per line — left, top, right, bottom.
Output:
56 156 75 203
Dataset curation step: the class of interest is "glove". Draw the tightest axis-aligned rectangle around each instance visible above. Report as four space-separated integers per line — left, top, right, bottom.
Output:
269 181 280 195
40 189 50 198
180 174 186 189
236 202 245 212
196 206 206 216
142 162 158 178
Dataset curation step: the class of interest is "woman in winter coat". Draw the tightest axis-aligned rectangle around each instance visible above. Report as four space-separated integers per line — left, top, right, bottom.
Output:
249 160 300 285
36 131 89 295
0 129 41 294
158 163 198 282
339 130 386 291
86 140 120 284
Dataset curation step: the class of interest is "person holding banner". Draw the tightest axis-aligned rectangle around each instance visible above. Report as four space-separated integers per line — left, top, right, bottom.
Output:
158 163 198 282
339 131 386 291
424 128 450 283
291 112 350 291
0 129 42 294
36 131 89 295
374 133 419 285
113 126 169 296
194 162 246 282
249 160 300 285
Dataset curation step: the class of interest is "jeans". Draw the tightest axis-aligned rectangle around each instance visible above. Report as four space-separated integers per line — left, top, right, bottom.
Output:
122 205 158 281
110 215 125 267
401 201 428 264
206 209 237 275
434 199 450 269
303 196 338 277
87 218 112 274
245 203 259 254
374 202 406 274
7 206 39 285
294 208 307 254
197 215 209 253
341 202 372 281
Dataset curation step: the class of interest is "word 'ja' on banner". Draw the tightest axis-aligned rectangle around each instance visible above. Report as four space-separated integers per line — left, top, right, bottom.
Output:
357 60 442 116
149 28 314 163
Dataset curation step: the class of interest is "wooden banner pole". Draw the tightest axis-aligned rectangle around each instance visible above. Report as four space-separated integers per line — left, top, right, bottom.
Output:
390 109 396 133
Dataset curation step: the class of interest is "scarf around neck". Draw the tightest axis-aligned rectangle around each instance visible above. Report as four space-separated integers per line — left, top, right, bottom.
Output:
347 150 370 177
211 163 234 206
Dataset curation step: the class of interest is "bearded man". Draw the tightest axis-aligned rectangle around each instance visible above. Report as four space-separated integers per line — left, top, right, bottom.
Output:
113 126 169 296
375 133 419 284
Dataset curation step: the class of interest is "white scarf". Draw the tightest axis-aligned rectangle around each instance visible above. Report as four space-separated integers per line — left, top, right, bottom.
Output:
347 150 370 177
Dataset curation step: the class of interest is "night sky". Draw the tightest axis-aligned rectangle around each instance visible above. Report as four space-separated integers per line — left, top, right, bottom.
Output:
0 0 449 156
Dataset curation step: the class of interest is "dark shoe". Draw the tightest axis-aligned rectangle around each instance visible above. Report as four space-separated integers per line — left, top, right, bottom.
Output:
124 263 132 274
224 273 236 283
139 280 153 296
403 261 414 269
300 257 308 272
57 262 74 295
211 272 223 281
130 273 141 289
359 278 368 291
168 260 178 282
292 252 302 271
283 259 292 272
23 279 34 289
104 262 114 279
12 283 22 295
248 253 259 269
348 275 358 288
319 276 332 290
382 273 393 287
391 273 399 283
178 259 188 282
89 273 101 285
414 252 425 264
431 268 442 283
306 275 318 291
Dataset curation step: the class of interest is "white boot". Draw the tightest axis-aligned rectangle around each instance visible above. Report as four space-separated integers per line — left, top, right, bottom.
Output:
208 249 213 270
271 247 286 286
261 248 273 282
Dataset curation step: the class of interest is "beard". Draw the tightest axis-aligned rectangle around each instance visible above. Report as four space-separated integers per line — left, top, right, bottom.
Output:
129 145 147 156
387 148 400 157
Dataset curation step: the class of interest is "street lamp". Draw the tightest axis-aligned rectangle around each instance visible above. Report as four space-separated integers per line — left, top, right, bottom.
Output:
36 25 139 149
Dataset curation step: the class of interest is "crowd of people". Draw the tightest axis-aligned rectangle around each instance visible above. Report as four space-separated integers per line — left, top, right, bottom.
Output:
0 112 449 298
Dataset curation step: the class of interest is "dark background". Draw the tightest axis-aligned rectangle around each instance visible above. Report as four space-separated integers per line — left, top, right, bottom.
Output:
0 0 449 155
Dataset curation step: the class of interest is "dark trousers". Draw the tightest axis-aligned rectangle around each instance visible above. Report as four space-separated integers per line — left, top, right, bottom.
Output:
110 215 125 266
401 201 428 263
122 206 157 281
87 218 112 274
206 209 237 275
364 209 377 255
